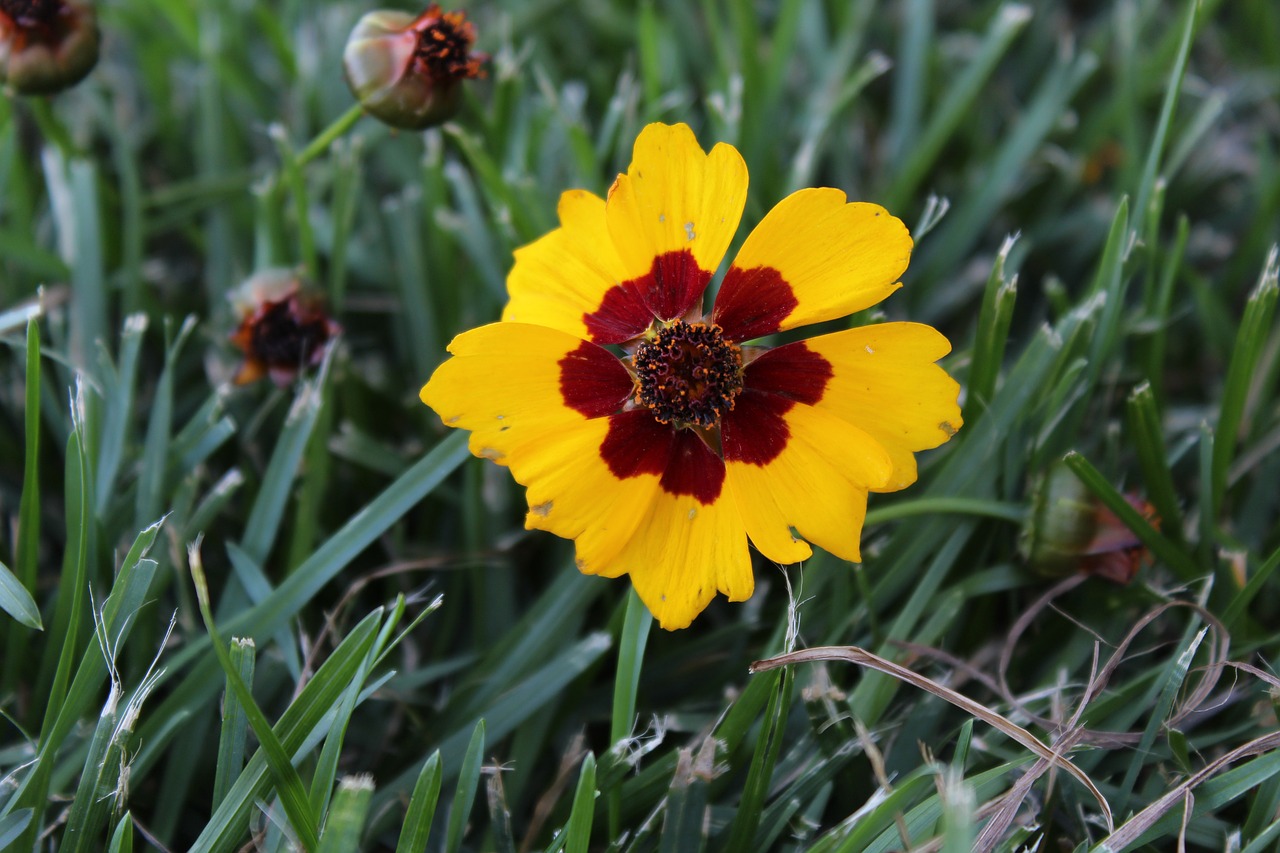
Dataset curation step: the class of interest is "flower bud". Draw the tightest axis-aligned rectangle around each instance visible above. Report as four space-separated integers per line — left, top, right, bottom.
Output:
1020 462 1159 584
0 0 99 96
229 270 340 387
342 4 486 130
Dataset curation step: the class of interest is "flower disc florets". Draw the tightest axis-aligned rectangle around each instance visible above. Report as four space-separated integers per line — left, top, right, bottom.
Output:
1 0 60 28
410 6 483 82
228 270 340 387
633 321 743 427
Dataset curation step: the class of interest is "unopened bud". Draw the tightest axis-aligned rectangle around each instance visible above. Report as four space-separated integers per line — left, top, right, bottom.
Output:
342 5 486 130
0 0 99 96
1020 462 1159 584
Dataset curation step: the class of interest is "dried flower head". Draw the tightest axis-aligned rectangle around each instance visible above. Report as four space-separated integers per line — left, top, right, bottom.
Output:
229 270 340 387
343 4 486 130
0 0 99 95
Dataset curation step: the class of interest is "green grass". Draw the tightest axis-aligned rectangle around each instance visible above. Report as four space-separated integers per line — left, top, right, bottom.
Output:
2 0 1280 850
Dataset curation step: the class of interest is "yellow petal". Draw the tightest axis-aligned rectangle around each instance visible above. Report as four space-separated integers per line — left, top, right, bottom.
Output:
723 390 893 564
520 417 662 576
800 323 962 492
502 190 644 342
605 122 748 288
616 489 753 630
419 322 633 464
713 188 911 339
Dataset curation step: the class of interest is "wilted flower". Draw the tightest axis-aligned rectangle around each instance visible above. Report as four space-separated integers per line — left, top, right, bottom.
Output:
421 122 963 629
342 4 486 130
229 270 340 387
0 0 99 95
1021 463 1159 584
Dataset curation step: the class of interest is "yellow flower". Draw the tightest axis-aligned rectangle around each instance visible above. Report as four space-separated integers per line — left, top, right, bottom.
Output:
421 123 962 629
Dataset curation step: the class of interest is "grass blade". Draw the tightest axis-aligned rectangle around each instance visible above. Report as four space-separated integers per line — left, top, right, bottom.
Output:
395 752 443 853
445 720 486 853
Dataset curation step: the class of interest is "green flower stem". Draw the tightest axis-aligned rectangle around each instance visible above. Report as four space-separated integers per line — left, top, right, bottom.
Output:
27 98 77 159
608 588 651 838
296 104 365 168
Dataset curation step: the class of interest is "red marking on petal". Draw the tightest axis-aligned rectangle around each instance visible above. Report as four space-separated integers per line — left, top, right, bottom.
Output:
721 389 792 466
558 340 634 418
712 264 798 341
600 409 678 478
584 249 710 343
658 430 725 504
581 285 651 344
743 341 832 405
599 409 724 503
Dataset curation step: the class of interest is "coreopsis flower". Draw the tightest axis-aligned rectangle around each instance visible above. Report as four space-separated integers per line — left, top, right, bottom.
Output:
0 0 99 95
342 4 485 130
421 123 963 629
229 270 340 387
1021 464 1159 584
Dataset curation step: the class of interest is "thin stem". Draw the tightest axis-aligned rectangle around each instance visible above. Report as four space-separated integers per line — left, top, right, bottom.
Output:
296 103 365 167
27 97 78 159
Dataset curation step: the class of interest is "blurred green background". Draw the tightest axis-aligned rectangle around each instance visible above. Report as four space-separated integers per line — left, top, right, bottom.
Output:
1 0 1279 850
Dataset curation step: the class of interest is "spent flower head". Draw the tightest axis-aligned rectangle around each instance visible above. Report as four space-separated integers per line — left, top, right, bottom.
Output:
228 269 340 387
343 4 486 130
421 123 963 629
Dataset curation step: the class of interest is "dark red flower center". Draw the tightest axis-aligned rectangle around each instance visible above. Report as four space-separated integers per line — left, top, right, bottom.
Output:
633 321 743 428
247 298 334 370
0 0 63 33
411 5 485 82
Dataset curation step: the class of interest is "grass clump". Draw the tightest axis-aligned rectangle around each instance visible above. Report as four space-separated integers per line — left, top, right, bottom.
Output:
2 1 1280 850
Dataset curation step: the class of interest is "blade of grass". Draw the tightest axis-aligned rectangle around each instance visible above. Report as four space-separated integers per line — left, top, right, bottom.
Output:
239 354 331 566
106 813 133 853
1132 0 1202 218
723 667 793 850
564 752 597 853
660 742 713 853
185 609 383 853
316 776 374 853
5 319 43 685
0 557 40 630
1222 546 1280 630
134 431 470 777
1212 246 1278 509
1063 450 1201 581
395 752 443 853
1125 382 1186 544
188 541 321 852
94 315 147 515
965 234 1020 423
212 637 256 811
135 316 196 530
608 588 651 837
445 720 486 853
885 3 1032 211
